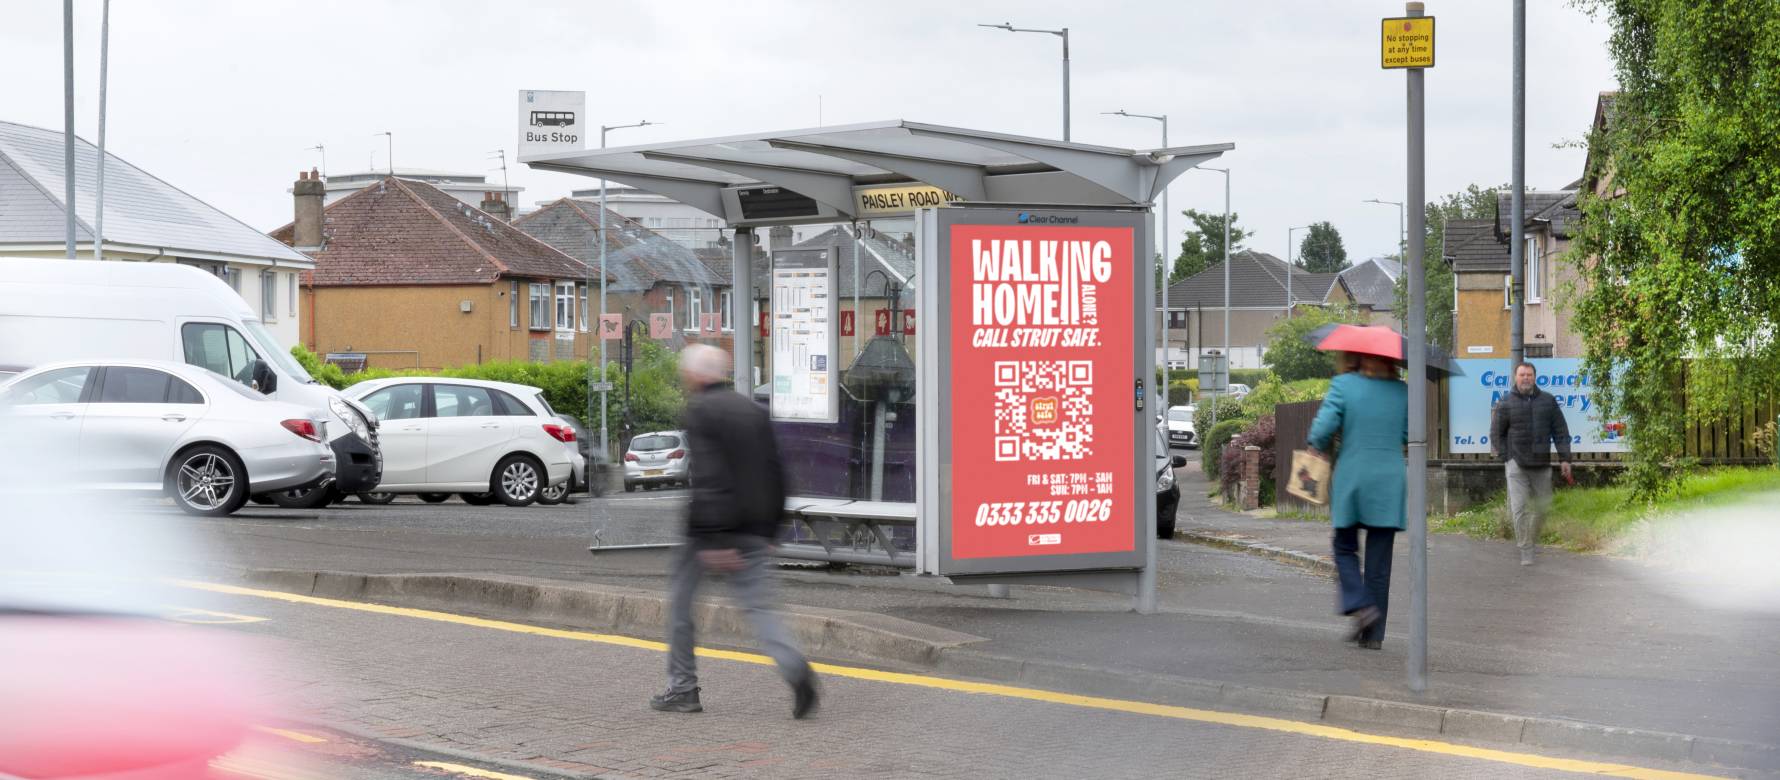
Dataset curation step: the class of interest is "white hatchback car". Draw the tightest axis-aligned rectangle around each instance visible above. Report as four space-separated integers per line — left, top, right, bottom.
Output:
345 377 573 507
0 360 335 516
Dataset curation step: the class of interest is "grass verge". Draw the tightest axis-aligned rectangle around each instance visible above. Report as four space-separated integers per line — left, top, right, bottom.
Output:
1432 466 1780 551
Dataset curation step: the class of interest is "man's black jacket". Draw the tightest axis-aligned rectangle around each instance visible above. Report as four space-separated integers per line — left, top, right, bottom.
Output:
1490 386 1573 468
682 381 788 544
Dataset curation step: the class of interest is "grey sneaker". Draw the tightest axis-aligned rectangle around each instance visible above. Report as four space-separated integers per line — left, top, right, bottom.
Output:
650 687 703 713
1520 549 1535 566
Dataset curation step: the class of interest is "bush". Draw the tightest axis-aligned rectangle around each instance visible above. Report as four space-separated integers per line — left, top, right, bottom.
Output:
1230 368 1272 387
1202 419 1246 479
1167 378 1198 406
1219 414 1277 503
1238 377 1330 420
1259 305 1369 382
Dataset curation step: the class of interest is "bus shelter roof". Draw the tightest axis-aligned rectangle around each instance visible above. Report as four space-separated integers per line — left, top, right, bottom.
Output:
522 120 1232 225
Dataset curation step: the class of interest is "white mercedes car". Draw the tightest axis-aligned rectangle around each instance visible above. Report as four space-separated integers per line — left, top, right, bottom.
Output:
345 377 573 507
0 360 335 516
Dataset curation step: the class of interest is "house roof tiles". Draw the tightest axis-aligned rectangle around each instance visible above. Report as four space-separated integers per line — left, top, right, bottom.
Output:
269 176 590 286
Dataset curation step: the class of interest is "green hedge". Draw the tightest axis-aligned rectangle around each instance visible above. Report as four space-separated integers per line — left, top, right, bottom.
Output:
1202 419 1247 480
293 342 685 444
1166 378 1198 407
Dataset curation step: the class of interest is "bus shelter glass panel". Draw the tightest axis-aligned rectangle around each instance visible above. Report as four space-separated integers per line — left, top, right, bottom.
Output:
765 220 919 552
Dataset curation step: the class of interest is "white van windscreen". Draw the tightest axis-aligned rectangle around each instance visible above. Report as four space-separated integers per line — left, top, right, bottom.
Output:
243 321 314 383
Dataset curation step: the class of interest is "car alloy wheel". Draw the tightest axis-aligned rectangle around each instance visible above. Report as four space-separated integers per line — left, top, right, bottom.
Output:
494 456 541 507
168 446 249 517
176 453 236 512
537 481 570 505
357 492 397 505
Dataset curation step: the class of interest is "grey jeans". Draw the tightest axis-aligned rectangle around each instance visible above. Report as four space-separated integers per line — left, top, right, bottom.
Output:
667 537 810 694
1505 461 1553 552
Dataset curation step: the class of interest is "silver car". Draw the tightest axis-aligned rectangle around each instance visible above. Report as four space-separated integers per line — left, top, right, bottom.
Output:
623 430 689 492
0 360 334 516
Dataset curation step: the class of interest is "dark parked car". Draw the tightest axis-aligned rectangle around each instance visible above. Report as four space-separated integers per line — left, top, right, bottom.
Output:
1156 426 1185 538
554 413 606 498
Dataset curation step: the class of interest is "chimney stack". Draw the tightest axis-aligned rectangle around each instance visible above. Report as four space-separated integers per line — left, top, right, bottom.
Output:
768 225 795 251
480 190 512 222
293 168 325 250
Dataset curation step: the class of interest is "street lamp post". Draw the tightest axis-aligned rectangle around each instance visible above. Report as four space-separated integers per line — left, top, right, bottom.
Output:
596 120 657 460
1197 166 1231 430
979 22 1071 141
1105 110 1170 390
1364 198 1407 258
1287 224 1313 318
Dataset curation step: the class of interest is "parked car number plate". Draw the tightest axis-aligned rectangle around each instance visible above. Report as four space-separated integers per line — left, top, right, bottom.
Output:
644 469 664 477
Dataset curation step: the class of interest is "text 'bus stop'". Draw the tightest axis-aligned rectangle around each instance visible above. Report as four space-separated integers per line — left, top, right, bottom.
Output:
525 120 1231 611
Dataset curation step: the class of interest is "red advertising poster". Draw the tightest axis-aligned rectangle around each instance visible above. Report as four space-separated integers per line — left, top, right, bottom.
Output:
649 313 672 340
840 310 855 337
903 308 916 335
875 309 892 336
948 224 1136 559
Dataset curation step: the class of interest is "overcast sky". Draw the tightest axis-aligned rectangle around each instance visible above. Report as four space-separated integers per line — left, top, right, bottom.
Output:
4 1 1614 263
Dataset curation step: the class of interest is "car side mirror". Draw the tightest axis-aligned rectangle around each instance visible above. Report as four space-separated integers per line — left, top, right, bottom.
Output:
250 360 278 395
1171 455 1187 468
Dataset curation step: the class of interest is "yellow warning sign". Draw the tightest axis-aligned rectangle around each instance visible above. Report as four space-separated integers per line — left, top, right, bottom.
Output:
1381 16 1436 69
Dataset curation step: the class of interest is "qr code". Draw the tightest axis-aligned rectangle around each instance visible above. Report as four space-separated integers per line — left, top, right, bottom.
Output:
992 361 1094 462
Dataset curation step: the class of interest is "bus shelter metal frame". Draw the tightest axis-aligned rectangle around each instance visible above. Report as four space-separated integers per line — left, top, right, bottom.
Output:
527 121 1231 607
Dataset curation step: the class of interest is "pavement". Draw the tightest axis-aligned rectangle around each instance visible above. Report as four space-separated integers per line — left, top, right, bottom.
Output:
117 469 1780 776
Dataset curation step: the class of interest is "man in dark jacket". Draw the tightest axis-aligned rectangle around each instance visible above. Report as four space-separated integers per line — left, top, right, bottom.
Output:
1490 362 1573 566
651 344 819 718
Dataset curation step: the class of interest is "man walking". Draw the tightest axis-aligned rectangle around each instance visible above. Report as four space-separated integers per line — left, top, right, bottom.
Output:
1490 362 1573 565
650 344 819 718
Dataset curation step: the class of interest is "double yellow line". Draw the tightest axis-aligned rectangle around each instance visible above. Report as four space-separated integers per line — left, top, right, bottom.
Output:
178 580 1725 780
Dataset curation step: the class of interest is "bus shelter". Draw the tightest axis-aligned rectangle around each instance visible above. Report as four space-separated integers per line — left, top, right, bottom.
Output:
524 121 1230 609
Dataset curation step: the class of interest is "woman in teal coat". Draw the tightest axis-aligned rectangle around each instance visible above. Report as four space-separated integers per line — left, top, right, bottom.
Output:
1306 354 1407 650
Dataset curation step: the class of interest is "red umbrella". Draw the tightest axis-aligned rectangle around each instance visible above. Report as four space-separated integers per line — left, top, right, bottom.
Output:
1305 323 1465 378
1314 324 1407 360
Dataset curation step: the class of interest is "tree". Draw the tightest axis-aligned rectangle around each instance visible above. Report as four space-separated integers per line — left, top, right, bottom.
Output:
1260 304 1370 382
1570 0 1780 499
1392 183 1503 350
1173 209 1252 283
1297 222 1349 273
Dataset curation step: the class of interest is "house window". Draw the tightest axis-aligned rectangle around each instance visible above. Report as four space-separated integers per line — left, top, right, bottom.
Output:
720 290 733 331
555 281 576 331
223 267 242 292
578 284 590 331
287 272 297 317
1525 237 1544 304
666 288 675 327
260 271 277 322
1503 275 1513 310
686 286 702 330
529 282 551 330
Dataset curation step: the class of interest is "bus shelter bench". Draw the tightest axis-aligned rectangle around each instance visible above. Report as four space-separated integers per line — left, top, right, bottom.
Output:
779 497 917 568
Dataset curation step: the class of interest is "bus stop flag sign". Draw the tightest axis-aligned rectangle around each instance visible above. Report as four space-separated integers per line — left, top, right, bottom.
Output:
517 90 586 159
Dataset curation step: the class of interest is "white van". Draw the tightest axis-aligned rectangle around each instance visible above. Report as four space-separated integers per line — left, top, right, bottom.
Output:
0 259 382 501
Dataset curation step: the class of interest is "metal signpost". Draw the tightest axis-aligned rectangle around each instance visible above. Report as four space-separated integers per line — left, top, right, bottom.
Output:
1382 3 1435 692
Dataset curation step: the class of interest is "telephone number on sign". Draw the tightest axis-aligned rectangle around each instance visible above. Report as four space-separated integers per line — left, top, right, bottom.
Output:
973 499 1113 526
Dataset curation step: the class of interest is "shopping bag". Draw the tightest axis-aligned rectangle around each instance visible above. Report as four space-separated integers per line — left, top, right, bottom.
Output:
1286 449 1331 505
